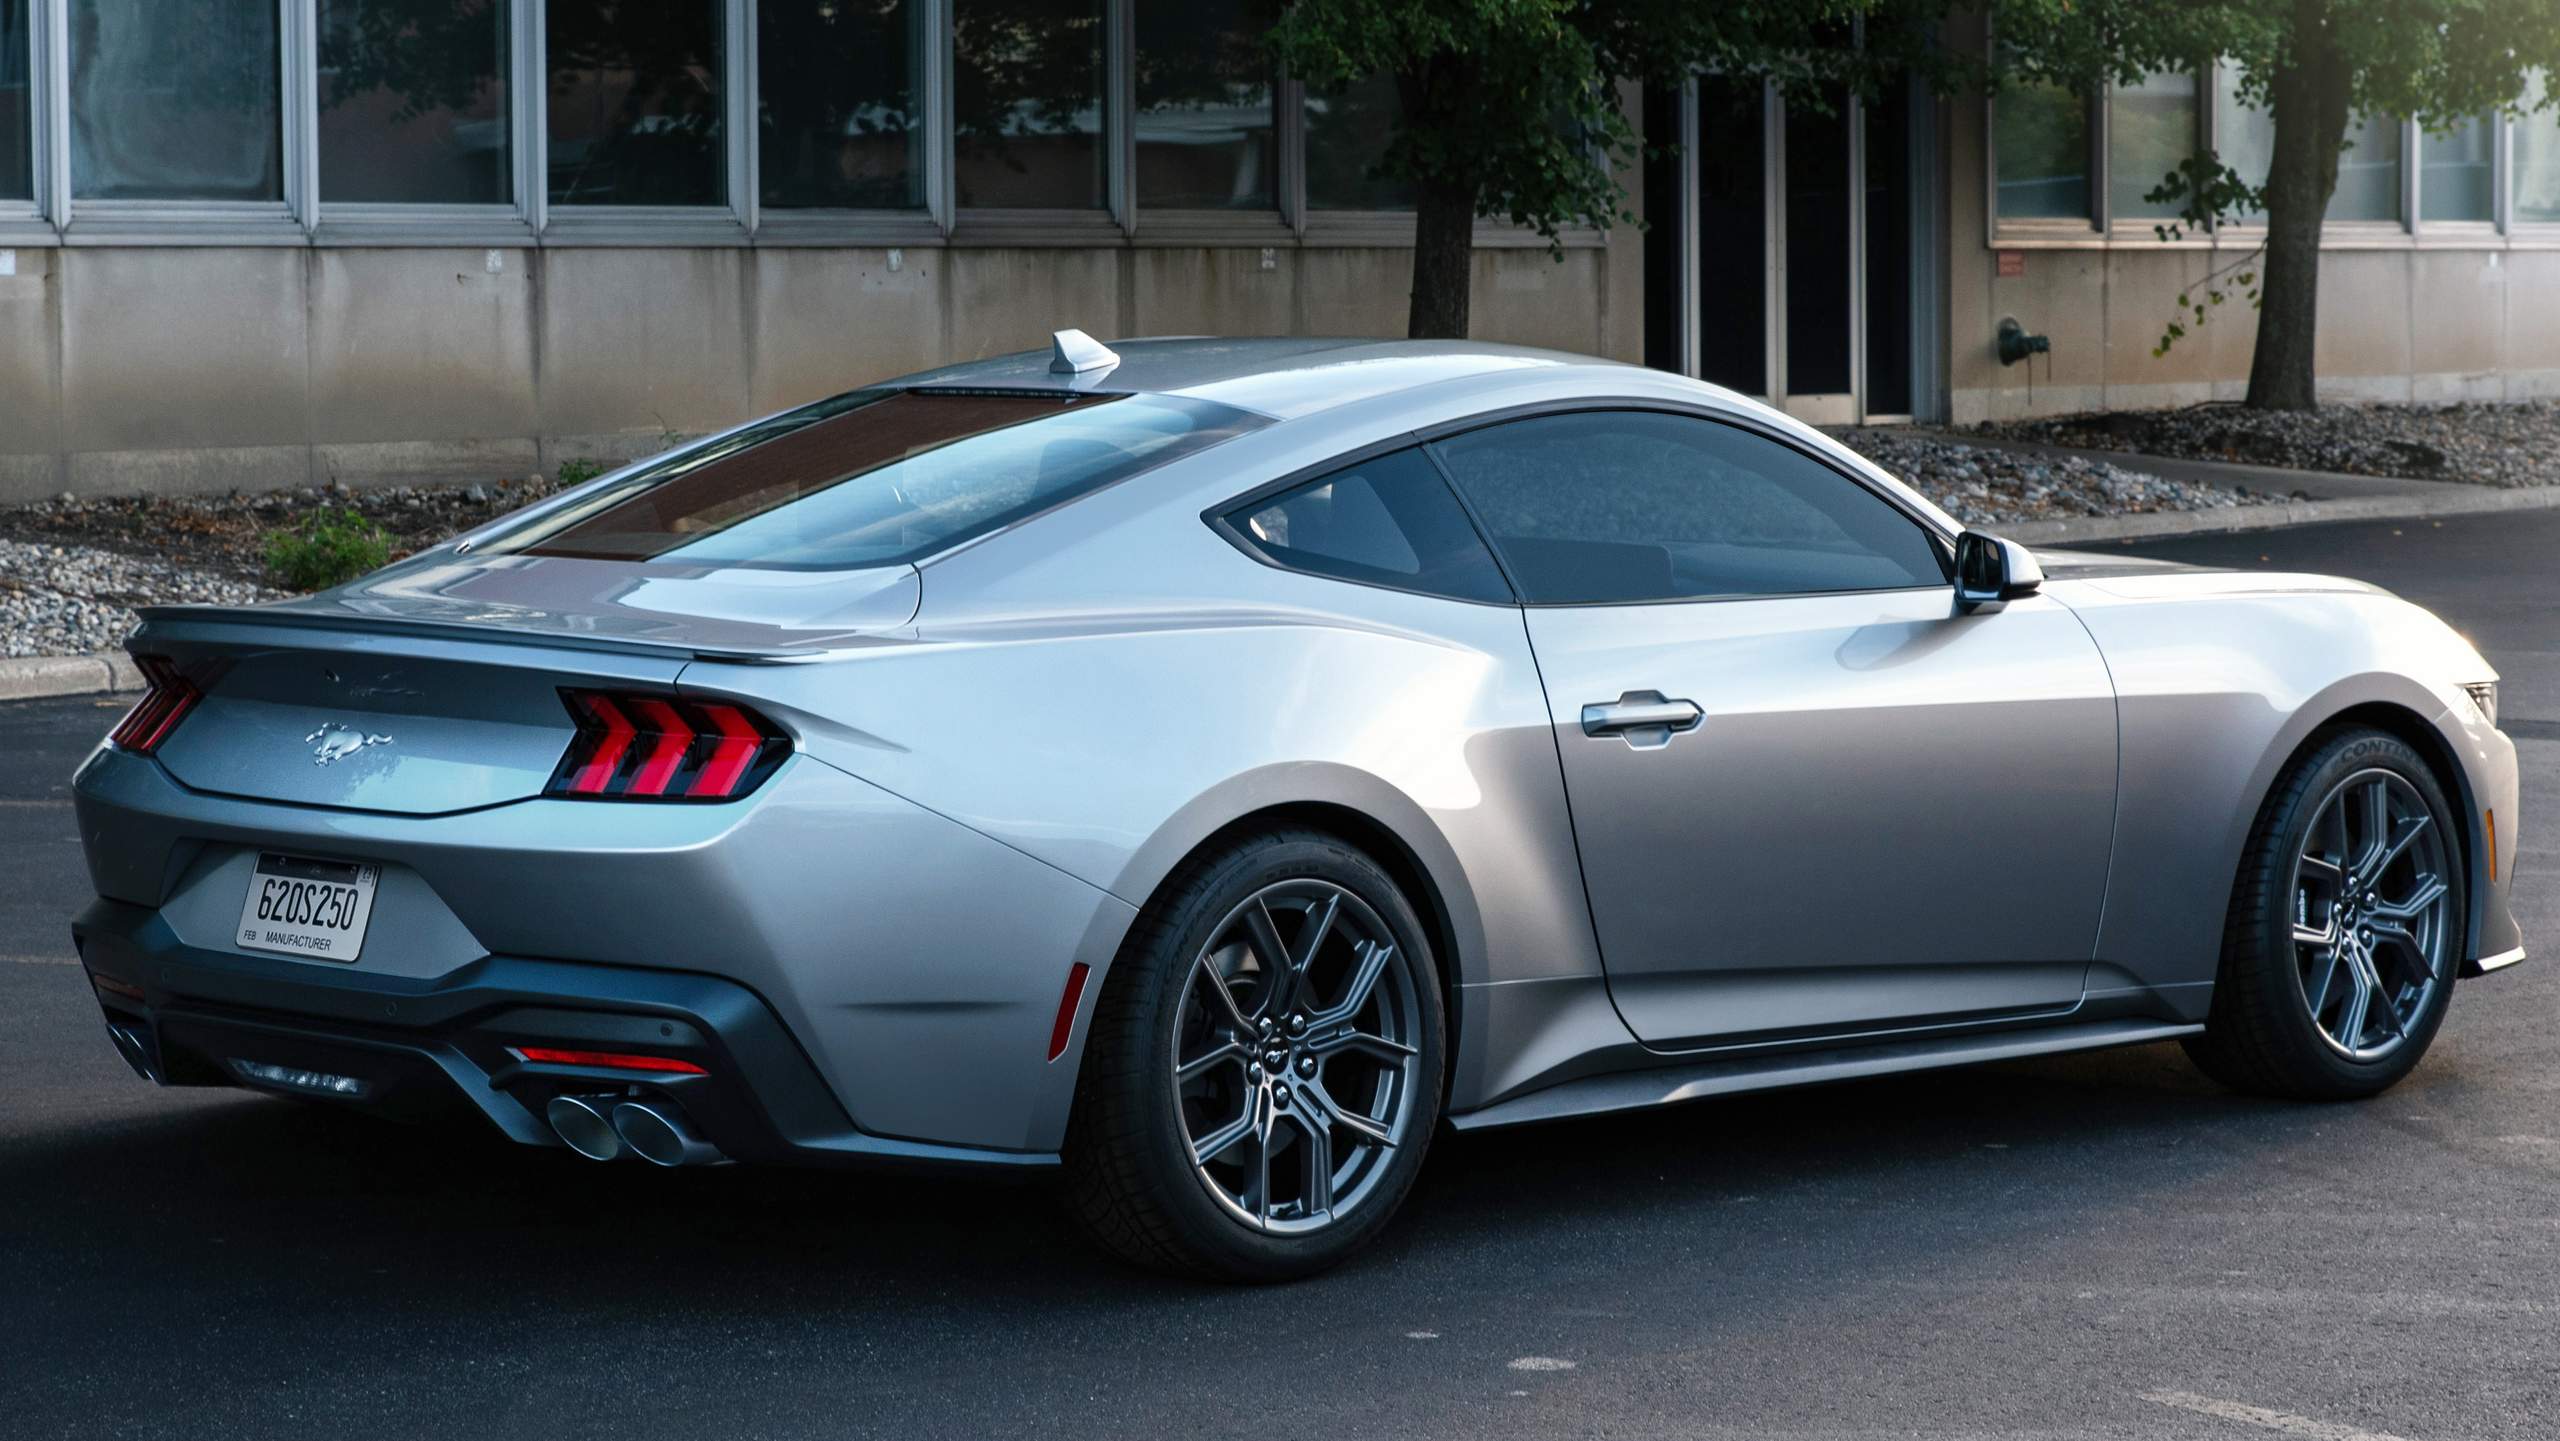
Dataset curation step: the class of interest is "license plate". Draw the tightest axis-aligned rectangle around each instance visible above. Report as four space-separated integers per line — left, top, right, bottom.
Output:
235 853 379 962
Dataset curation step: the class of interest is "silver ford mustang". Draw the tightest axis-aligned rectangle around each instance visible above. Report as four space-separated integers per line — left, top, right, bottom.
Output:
72 335 2526 1281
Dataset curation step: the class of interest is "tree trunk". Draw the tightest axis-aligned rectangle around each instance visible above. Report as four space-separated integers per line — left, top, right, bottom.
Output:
2246 0 2351 411
1408 176 1476 339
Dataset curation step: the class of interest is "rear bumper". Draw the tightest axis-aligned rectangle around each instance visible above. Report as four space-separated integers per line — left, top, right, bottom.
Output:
73 897 1057 1175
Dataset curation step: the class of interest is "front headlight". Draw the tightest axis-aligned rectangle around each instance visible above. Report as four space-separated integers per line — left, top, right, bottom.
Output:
2462 680 2499 729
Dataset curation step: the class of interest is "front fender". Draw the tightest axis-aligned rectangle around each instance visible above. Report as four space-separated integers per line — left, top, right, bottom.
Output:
2062 579 2516 1002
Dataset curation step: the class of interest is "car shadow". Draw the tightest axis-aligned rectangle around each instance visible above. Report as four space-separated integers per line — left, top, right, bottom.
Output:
3 1033 2433 1434
7 1037 2268 1304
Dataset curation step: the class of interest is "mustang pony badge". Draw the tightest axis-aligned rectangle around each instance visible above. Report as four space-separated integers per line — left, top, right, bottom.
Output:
306 723 393 766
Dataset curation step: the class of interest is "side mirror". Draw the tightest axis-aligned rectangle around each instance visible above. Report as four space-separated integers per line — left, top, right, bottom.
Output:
1953 531 2044 613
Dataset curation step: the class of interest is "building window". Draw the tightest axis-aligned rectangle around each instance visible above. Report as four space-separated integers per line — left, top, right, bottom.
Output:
758 0 925 210
2328 110 2401 221
953 0 1107 210
318 0 512 206
2108 68 2196 221
69 0 283 201
1992 77 2088 219
2517 74 2560 223
2211 61 2275 221
546 0 727 207
2212 70 2402 226
1305 72 1411 209
2 0 29 201
2419 114 2494 222
1134 0 1276 211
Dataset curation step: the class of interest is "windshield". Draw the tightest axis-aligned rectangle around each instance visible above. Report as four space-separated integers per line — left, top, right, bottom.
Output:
492 388 1267 570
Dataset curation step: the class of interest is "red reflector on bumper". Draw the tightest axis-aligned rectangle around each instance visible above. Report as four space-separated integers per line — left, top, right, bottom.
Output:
510 1047 707 1075
1047 962 1092 1062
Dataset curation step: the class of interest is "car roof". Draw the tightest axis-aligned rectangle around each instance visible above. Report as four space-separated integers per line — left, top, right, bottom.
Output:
898 336 1621 420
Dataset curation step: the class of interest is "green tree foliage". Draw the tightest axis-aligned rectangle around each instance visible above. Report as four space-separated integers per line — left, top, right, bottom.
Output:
1990 0 2560 409
1269 0 1967 339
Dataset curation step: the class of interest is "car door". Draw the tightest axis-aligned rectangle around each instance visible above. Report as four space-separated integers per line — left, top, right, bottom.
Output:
1428 408 2119 1051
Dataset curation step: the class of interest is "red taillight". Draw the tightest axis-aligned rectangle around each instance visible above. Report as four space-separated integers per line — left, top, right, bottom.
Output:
546 690 789 802
509 1046 708 1075
107 656 201 755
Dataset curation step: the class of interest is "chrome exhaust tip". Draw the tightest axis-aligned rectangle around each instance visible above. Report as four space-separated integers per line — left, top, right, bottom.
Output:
545 1094 627 1162
610 1099 726 1167
104 1021 163 1085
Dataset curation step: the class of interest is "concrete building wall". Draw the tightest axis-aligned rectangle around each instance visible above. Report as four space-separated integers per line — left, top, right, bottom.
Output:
0 238 1640 504
1942 87 2560 424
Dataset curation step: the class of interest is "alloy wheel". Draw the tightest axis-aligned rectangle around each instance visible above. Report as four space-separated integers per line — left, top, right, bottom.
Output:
2288 768 2454 1062
1172 879 1423 1235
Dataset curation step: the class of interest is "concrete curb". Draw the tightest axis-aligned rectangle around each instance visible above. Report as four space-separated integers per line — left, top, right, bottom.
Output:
0 652 141 702
2004 483 2560 546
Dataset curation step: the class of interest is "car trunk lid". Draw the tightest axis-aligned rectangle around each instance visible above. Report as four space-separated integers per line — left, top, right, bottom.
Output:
128 554 916 816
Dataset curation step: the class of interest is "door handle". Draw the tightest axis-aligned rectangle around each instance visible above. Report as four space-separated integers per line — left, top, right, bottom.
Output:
1580 691 1704 749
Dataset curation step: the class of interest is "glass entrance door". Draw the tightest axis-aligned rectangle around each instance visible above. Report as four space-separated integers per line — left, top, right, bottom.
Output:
1682 78 1915 425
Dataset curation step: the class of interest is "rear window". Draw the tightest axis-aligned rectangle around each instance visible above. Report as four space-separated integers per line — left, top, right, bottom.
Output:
492 388 1266 570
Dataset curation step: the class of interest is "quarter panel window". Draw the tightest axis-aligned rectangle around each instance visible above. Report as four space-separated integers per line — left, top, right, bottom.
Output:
1429 412 1946 605
1227 448 1512 603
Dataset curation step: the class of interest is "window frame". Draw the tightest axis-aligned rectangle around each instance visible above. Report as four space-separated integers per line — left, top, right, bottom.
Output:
308 0 538 244
0 0 1613 253
46 0 310 243
2509 73 2560 235
1986 54 2560 253
1124 1 1292 246
0 0 40 236
1405 398 1958 610
1205 433 1525 607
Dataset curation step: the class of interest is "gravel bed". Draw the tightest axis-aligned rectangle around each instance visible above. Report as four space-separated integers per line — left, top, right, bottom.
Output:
0 473 589 659
1832 428 2273 528
1968 400 2560 488
0 474 580 586
0 540 283 658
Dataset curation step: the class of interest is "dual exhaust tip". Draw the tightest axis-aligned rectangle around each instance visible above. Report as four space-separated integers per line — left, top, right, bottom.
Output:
545 1094 725 1167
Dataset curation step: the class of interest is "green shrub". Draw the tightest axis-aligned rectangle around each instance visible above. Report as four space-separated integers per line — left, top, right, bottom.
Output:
557 458 607 487
263 508 394 592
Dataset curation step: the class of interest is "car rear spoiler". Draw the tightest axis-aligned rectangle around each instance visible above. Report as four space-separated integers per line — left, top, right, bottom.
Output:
131 604 819 666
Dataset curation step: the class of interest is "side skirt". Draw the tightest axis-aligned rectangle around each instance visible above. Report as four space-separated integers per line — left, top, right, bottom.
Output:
1447 1017 2203 1132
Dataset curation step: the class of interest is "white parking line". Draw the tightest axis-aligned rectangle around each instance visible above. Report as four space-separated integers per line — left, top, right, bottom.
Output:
3 953 78 966
2140 1390 2419 1441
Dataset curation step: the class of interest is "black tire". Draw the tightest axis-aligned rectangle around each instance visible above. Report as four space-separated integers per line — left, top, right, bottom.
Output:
1063 828 1445 1282
2183 726 2467 1100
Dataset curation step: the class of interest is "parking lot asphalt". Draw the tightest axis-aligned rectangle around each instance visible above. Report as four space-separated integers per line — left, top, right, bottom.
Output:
1 511 2553 1441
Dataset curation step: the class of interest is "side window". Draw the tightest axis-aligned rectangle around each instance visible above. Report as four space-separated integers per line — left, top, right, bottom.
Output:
1429 411 1947 605
1224 447 1514 604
